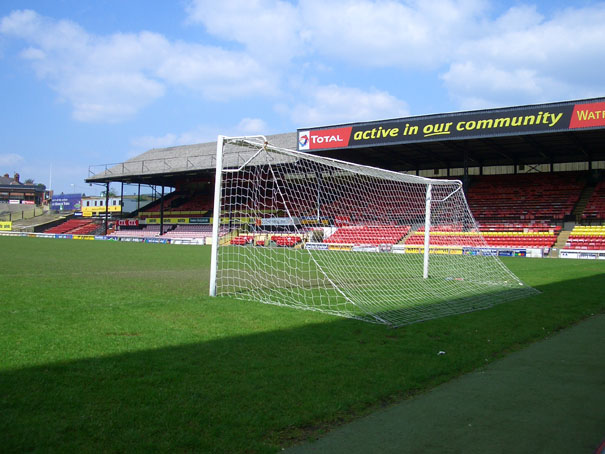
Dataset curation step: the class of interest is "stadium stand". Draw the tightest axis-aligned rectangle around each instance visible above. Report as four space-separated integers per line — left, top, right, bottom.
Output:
404 223 558 249
44 219 99 235
582 180 605 220
466 172 585 222
112 225 171 238
271 234 303 247
138 192 182 214
478 222 561 233
161 224 213 239
230 235 254 245
478 222 560 248
138 192 213 219
85 169 599 254
564 226 605 250
228 233 304 247
324 226 410 245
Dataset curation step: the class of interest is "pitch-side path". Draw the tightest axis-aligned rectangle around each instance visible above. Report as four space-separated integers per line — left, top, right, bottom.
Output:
286 314 605 454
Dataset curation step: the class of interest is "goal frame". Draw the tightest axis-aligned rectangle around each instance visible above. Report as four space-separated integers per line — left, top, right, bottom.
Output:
209 135 460 296
208 135 537 327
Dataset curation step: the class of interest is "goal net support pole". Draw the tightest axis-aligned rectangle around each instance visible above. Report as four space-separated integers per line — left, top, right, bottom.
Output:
423 183 432 279
209 135 224 297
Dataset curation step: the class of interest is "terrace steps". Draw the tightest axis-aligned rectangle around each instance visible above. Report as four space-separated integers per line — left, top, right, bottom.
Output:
553 228 573 249
573 184 596 220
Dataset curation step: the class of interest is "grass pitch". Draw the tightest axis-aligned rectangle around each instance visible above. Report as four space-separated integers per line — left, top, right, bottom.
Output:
218 246 537 326
1 236 604 453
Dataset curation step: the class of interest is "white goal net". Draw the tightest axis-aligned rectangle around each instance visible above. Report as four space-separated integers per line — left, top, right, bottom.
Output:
209 136 538 327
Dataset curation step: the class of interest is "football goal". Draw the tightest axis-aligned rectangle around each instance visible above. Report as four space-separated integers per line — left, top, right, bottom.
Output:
209 135 538 327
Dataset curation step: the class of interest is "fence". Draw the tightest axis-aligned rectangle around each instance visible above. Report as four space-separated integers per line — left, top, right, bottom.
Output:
0 207 45 222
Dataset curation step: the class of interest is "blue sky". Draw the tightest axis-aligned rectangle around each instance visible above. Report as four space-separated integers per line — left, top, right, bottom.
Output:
1 0 604 196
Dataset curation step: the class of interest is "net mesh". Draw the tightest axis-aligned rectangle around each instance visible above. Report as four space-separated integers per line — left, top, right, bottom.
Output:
212 136 539 327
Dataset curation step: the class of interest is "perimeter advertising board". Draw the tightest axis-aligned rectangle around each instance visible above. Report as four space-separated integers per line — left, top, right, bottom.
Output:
116 219 139 227
298 98 605 151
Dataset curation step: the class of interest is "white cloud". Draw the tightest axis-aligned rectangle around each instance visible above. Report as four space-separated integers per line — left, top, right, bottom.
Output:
130 117 268 151
130 133 180 150
187 0 605 110
66 73 165 123
236 117 268 134
0 11 167 122
288 84 409 126
187 0 487 69
155 42 277 100
442 3 605 108
298 0 487 69
3 2 605 129
186 0 302 63
0 9 277 122
0 153 24 166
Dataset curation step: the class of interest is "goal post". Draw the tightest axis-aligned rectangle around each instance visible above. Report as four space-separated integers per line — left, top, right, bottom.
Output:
423 183 432 280
209 134 225 297
209 135 539 327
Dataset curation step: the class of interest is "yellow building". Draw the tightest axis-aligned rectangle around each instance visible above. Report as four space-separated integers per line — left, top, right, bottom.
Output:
81 196 122 217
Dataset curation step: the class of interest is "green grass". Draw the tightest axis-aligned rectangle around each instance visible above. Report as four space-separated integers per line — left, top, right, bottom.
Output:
220 246 538 326
1 236 604 453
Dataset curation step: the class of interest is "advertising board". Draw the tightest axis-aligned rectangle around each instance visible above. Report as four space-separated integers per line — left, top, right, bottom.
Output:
298 99 605 152
116 219 139 226
305 242 329 250
50 193 82 211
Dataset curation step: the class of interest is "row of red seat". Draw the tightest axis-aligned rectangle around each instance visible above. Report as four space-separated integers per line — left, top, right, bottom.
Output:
230 235 303 246
467 173 584 222
324 226 410 246
478 222 561 233
272 236 302 247
45 219 98 235
230 235 254 245
565 242 605 250
405 235 556 248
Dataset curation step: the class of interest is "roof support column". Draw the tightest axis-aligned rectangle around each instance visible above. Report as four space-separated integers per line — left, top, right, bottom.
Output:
104 182 109 235
463 149 469 192
120 182 124 219
160 184 165 236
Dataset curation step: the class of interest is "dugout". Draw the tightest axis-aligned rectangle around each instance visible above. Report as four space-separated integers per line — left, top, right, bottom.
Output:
86 97 605 231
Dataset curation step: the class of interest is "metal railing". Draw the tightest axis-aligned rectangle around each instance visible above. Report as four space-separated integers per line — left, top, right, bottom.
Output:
88 154 217 179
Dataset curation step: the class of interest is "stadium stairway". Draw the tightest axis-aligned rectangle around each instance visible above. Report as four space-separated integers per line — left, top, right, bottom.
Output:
573 183 596 222
398 226 419 245
552 226 574 253
221 230 240 246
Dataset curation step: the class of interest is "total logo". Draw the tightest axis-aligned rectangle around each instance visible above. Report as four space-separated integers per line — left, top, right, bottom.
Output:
298 127 352 151
298 131 310 150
